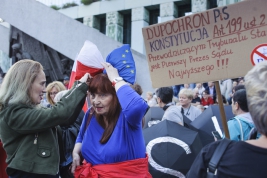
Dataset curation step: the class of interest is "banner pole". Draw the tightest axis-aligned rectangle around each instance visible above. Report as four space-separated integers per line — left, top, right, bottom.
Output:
214 81 230 139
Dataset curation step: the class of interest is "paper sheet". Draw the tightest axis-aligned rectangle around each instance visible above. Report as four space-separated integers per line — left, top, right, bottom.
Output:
211 116 223 137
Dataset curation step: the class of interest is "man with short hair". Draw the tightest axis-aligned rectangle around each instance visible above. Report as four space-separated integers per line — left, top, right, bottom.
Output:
205 81 216 102
155 87 183 126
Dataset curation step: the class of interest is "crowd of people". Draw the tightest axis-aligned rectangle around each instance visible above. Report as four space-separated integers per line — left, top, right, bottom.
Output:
0 50 267 178
146 79 244 109
145 77 260 142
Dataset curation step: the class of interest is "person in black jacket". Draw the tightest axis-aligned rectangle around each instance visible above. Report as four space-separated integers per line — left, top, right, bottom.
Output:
54 90 84 178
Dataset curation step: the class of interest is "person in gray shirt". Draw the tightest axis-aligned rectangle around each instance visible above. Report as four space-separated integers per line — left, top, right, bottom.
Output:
155 87 183 126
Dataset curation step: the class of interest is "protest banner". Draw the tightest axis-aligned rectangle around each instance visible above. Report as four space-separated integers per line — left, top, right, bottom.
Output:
142 0 267 87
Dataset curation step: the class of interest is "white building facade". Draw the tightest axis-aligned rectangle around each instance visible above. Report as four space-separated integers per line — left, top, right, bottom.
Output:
58 0 242 54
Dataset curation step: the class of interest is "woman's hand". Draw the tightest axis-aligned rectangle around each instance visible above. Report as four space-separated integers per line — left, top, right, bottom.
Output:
79 73 92 86
101 62 120 82
71 152 81 174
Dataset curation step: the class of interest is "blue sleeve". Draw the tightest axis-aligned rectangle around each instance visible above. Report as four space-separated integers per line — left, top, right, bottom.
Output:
76 109 90 143
117 85 148 128
228 119 241 141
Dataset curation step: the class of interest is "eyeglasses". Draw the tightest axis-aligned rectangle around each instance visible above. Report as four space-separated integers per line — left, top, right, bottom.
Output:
49 92 58 96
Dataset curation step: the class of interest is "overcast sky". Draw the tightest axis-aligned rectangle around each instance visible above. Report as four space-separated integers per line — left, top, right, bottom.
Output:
36 0 81 6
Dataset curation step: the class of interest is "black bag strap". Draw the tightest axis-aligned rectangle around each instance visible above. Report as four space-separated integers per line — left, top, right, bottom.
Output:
207 139 231 177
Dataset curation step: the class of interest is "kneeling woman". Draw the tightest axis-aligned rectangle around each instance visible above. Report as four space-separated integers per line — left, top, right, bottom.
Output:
71 62 151 177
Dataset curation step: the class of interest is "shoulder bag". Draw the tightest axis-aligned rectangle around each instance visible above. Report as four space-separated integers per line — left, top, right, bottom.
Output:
206 139 231 178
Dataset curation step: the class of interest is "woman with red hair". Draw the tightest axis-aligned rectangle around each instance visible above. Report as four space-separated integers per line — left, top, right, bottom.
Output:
71 62 151 177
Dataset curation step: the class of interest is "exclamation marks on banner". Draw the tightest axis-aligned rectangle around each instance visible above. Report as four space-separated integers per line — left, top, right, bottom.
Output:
217 58 229 69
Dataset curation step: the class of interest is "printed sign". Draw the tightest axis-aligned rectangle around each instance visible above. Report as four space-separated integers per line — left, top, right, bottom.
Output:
250 44 267 65
142 0 267 87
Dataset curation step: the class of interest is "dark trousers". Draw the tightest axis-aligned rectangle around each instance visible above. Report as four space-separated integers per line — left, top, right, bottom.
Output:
9 170 59 178
59 163 74 178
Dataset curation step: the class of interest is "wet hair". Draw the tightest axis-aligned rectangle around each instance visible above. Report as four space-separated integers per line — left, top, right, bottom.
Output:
89 73 121 144
232 89 248 112
155 87 173 104
0 59 43 110
46 81 66 105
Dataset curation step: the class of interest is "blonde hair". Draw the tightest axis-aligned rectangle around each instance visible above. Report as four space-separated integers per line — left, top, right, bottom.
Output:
0 59 43 110
46 81 66 105
179 88 194 100
147 91 153 97
245 61 267 136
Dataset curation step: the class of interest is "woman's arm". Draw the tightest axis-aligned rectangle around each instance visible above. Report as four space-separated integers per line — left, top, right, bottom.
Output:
71 143 82 173
101 62 127 91
3 73 90 134
102 62 148 128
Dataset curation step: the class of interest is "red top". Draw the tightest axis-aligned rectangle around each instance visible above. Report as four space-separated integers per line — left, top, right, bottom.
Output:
75 155 152 178
201 97 214 106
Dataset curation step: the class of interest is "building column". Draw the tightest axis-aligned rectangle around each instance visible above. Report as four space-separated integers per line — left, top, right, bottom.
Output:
83 16 100 30
160 2 178 22
191 0 208 13
131 7 149 54
216 0 227 7
106 12 123 43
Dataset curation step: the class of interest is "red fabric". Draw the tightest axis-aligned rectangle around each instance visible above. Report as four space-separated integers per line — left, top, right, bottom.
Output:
0 141 8 178
75 61 103 80
201 97 214 106
68 58 77 90
75 155 152 178
68 70 76 89
69 61 89 113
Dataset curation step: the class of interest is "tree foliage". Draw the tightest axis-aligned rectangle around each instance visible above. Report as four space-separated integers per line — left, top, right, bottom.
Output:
62 2 78 9
50 5 61 10
81 0 100 5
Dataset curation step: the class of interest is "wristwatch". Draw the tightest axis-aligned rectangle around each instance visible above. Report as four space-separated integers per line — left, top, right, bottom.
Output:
112 77 123 87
